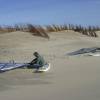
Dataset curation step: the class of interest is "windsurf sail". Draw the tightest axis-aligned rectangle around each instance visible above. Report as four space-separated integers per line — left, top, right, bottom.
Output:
0 62 29 73
67 47 100 56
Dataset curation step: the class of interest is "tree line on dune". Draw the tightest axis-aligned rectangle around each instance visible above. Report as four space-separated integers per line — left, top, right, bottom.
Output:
0 24 99 38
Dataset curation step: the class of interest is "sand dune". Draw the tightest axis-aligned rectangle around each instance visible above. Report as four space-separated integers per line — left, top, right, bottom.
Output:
0 31 100 100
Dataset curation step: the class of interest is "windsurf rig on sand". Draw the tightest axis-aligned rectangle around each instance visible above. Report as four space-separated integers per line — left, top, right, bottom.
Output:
0 60 50 73
0 60 29 73
67 47 100 56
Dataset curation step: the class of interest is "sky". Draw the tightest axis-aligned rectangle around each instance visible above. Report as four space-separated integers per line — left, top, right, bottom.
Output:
0 0 100 26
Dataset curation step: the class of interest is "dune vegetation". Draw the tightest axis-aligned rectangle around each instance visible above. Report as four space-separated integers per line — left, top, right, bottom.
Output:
0 24 100 38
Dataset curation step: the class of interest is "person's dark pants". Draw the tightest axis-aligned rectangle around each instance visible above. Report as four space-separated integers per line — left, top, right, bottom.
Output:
27 64 42 69
33 64 42 69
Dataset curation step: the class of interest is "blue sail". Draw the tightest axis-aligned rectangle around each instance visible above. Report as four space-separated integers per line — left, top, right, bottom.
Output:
0 62 29 73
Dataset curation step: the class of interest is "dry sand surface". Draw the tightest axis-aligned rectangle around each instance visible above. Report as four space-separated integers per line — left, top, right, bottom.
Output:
0 31 100 100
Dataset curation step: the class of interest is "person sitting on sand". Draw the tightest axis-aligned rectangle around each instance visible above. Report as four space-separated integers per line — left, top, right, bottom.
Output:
27 52 47 69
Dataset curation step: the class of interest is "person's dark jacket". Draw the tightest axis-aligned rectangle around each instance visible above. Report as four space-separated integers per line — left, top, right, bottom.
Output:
30 54 46 67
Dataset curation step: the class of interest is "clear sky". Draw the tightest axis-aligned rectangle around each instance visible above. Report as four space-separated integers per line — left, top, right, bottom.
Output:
0 0 100 26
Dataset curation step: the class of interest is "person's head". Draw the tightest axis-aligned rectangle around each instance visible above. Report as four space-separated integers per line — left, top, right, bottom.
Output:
33 52 39 57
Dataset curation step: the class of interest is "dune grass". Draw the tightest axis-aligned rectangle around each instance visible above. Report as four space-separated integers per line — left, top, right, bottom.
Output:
0 24 100 38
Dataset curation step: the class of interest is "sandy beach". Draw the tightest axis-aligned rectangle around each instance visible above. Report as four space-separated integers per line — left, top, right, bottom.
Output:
0 31 100 100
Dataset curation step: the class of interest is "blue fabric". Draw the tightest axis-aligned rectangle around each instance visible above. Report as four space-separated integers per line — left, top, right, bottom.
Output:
0 63 28 72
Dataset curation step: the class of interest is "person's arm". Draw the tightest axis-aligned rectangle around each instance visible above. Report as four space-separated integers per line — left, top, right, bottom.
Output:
30 58 37 64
